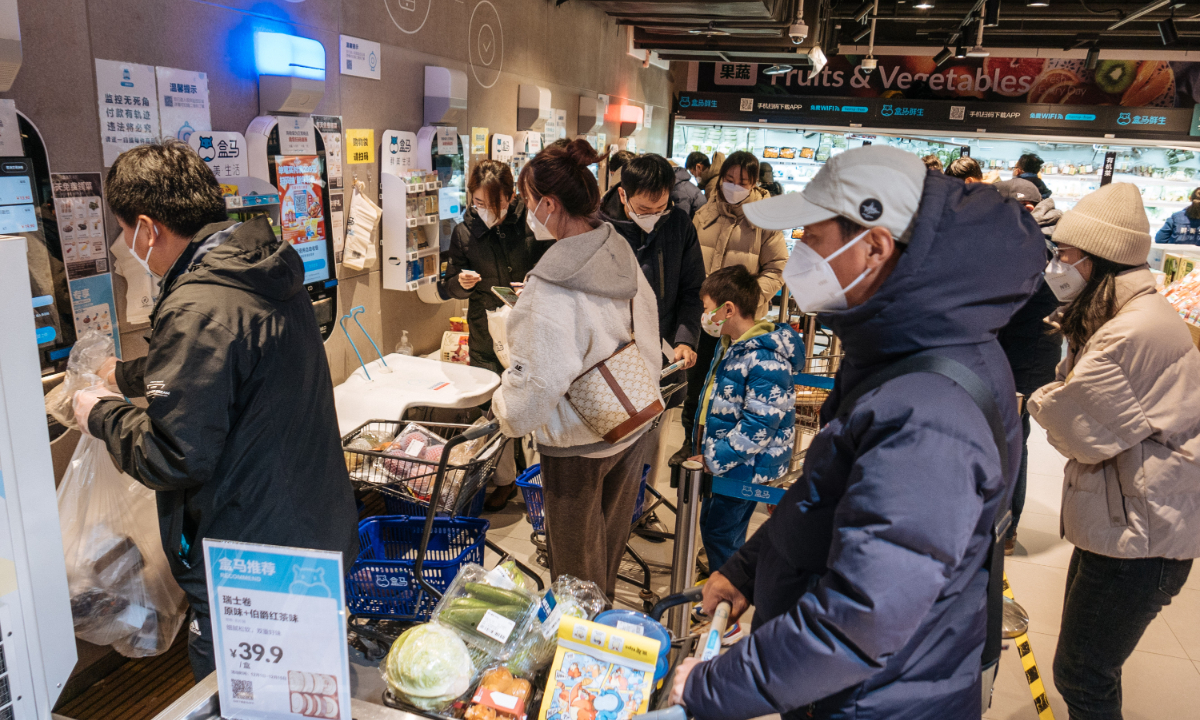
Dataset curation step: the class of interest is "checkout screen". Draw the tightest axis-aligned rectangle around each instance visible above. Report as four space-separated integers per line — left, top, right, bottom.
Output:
0 159 64 349
274 154 330 285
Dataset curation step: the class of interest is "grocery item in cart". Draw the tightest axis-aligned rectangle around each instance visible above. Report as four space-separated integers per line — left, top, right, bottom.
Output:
384 622 477 713
343 429 395 473
466 667 534 720
432 563 539 663
375 423 449 492
538 617 660 720
505 575 605 678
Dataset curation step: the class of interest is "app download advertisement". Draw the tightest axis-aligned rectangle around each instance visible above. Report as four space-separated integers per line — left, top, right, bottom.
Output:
275 155 329 284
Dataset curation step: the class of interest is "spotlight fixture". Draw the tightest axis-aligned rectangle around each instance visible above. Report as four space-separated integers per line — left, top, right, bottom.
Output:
1026 0 1049 6
1159 16 1179 45
1085 45 1100 69
861 57 878 71
852 25 872 42
934 46 954 66
965 14 989 57
914 0 934 8
763 64 794 75
853 0 874 22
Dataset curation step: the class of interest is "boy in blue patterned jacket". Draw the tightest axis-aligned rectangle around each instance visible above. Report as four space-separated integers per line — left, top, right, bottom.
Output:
692 265 804 584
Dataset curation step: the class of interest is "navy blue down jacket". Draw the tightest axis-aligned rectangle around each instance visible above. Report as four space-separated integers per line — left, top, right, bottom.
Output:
682 171 1046 719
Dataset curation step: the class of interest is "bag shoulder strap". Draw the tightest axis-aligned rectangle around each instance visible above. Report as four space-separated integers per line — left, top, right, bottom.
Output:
629 298 636 342
835 353 1011 670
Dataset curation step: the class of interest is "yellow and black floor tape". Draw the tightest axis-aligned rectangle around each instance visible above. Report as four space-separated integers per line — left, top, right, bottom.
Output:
1003 573 1056 720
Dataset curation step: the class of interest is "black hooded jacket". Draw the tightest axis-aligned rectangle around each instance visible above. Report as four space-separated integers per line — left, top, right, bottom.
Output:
437 197 551 361
89 217 358 607
600 185 706 351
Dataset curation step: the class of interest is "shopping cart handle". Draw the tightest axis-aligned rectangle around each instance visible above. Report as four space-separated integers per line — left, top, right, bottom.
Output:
460 420 501 442
648 585 704 622
635 706 688 720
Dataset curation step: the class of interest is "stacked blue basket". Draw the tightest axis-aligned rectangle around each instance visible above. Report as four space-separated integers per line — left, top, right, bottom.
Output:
515 464 651 532
345 515 488 621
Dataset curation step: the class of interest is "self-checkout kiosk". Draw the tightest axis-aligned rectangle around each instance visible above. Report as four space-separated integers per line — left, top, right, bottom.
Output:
244 32 339 340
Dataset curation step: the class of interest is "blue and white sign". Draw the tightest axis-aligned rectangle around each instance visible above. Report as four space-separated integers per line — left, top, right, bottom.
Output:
204 540 350 720
339 35 381 81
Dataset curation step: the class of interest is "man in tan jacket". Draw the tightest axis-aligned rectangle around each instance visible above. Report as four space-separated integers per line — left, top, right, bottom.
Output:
675 151 789 469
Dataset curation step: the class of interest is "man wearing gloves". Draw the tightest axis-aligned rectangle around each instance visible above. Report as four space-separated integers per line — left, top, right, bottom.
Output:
72 140 358 680
670 146 1046 719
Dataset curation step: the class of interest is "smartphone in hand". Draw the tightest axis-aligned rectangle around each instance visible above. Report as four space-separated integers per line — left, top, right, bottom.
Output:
492 286 519 307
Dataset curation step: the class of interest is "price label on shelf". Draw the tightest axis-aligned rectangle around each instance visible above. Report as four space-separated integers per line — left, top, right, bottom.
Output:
204 540 350 720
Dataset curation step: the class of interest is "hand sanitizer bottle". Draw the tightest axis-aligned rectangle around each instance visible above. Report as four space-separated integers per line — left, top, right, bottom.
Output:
396 330 413 356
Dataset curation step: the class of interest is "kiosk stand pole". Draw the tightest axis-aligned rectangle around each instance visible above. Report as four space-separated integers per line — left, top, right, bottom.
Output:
668 459 704 639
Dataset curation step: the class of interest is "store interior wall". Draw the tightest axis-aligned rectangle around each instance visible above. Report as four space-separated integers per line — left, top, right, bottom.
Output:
3 0 673 391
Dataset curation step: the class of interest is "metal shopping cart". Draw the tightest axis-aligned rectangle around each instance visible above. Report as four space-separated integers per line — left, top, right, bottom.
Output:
342 419 545 656
784 314 843 480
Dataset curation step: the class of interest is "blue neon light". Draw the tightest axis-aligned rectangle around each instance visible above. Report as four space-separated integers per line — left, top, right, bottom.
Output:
1065 113 1097 122
254 32 326 81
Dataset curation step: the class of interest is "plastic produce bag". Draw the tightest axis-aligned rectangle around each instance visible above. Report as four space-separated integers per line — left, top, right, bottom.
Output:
57 435 187 657
375 423 449 494
505 575 605 678
487 305 512 369
432 563 539 664
384 622 477 713
44 329 115 430
343 182 380 271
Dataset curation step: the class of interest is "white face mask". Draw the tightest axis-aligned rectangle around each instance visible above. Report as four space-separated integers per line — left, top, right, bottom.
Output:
478 204 507 229
526 198 555 241
620 189 666 234
128 222 159 281
1044 255 1088 303
722 182 752 205
783 229 872 313
701 305 728 337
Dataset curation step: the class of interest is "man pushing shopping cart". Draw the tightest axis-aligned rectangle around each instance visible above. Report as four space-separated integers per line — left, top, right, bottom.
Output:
663 145 1046 720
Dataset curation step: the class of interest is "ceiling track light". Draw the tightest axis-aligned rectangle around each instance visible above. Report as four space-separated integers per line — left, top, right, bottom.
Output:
853 0 874 23
1026 0 1049 6
1085 44 1100 69
1159 16 1179 45
954 42 967 58
763 64 794 75
914 0 935 8
966 11 989 57
934 46 953 65
852 25 872 42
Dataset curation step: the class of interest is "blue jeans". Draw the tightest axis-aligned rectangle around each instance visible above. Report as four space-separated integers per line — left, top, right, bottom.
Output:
700 491 758 574
1054 548 1193 720
1008 410 1031 539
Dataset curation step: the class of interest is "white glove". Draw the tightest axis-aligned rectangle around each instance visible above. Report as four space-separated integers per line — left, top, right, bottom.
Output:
73 383 121 436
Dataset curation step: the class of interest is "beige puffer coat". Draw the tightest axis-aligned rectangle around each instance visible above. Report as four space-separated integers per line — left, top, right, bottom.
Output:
693 187 789 320
1028 267 1200 560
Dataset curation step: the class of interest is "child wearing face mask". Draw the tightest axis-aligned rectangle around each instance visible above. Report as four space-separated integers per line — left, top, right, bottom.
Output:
691 265 802 642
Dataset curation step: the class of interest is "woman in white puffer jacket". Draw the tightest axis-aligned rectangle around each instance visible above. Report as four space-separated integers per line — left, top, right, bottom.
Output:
1028 182 1200 720
491 139 663 600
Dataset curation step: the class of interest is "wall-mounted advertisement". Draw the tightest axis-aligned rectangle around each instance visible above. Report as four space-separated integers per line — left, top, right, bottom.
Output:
275 156 329 285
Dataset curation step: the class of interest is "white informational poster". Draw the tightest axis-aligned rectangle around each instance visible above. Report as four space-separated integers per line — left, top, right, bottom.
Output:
437 126 458 155
95 59 160 167
155 66 211 144
312 115 346 258
189 131 248 179
204 540 351 720
0 99 22 157
277 115 317 156
554 108 567 140
339 35 381 81
541 109 558 150
644 105 654 129
380 130 417 177
491 134 514 163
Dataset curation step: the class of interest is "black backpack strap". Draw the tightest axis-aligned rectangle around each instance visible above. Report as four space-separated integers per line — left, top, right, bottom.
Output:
835 353 1011 671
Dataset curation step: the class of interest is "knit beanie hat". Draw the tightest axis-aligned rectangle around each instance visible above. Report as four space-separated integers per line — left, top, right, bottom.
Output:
1051 182 1151 266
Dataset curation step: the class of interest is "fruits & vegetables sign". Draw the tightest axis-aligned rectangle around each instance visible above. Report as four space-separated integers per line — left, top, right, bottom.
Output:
696 57 1191 108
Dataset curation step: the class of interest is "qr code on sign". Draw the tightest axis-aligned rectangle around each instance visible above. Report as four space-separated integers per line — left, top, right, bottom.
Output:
233 679 254 700
950 106 966 121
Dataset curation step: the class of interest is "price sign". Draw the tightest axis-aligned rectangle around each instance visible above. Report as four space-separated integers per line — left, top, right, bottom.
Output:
204 540 350 720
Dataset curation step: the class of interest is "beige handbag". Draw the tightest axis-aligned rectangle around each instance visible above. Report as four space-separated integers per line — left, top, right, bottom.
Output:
567 301 664 443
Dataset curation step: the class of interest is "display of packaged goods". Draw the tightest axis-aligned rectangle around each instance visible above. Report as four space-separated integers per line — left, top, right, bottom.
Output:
466 667 534 720
432 563 540 663
1161 269 1200 323
537 617 660 720
762 146 779 158
343 428 396 473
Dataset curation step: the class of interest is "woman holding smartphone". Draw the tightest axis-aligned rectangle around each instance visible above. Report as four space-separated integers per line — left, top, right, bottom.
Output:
439 160 551 374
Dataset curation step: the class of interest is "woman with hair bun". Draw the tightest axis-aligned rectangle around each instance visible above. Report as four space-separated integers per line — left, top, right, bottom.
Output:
491 139 664 598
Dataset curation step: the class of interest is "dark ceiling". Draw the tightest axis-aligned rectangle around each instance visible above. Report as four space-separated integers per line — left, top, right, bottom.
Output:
584 0 1199 58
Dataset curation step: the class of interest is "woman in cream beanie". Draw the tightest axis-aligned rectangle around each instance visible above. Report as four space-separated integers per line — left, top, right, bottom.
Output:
1028 181 1200 719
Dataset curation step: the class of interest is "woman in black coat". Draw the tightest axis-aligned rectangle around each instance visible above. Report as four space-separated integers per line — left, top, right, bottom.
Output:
438 160 551 374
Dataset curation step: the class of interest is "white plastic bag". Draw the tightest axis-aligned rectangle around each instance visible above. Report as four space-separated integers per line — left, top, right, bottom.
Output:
487 305 512 369
57 435 187 657
44 329 115 430
343 181 380 271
